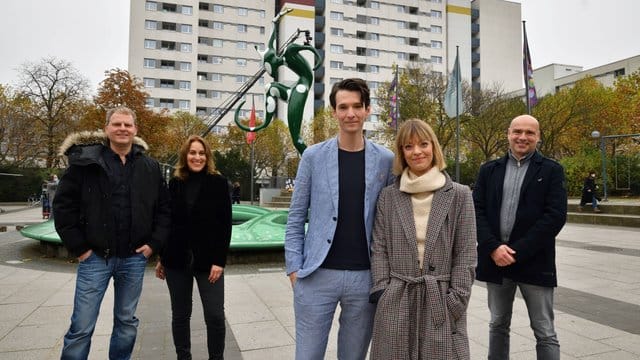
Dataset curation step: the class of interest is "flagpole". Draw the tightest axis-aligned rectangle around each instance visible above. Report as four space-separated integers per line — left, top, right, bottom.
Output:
523 21 531 115
394 66 399 133
249 94 255 205
455 46 461 183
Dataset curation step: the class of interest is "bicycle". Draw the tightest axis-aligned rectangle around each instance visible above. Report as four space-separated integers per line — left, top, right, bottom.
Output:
27 194 40 207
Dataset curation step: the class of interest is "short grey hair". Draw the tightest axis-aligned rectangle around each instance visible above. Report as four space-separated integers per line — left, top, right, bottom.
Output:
105 107 136 126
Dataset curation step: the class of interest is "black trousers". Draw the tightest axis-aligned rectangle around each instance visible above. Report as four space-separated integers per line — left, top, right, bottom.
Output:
165 267 225 360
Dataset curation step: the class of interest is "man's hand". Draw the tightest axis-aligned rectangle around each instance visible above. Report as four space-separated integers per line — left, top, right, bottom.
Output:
155 261 165 280
209 265 224 283
288 271 297 288
135 244 153 258
490 244 516 267
78 250 92 262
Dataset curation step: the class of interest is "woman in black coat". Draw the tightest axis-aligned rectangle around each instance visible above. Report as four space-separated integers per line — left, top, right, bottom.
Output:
155 135 232 360
579 171 601 212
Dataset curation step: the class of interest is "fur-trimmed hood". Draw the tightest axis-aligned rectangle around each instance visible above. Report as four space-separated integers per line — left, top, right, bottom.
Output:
58 131 149 157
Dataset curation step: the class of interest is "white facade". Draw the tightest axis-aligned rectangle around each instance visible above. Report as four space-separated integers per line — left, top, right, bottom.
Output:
471 0 522 92
129 0 522 130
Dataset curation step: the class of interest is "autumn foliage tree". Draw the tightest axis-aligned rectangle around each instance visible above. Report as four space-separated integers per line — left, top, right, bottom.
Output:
81 68 171 160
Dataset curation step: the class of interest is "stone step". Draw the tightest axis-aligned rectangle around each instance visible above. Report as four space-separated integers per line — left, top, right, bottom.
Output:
271 195 292 202
567 203 640 216
567 212 640 228
263 202 290 209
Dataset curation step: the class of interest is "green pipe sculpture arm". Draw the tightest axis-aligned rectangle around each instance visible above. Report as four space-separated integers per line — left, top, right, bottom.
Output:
234 7 322 155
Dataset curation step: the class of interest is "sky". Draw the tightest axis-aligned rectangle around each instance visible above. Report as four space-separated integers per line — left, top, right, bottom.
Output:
0 0 639 93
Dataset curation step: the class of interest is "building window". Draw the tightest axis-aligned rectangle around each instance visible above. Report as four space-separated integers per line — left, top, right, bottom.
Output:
431 25 442 33
179 62 191 71
143 58 156 68
370 1 380 9
330 77 343 85
397 36 406 45
211 90 221 99
431 40 442 48
160 41 176 50
197 89 207 98
397 21 405 29
398 52 407 60
260 10 266 18
614 68 626 77
369 33 379 41
213 21 223 30
179 100 190 110
144 39 157 49
159 99 174 109
181 5 192 15
330 28 344 36
145 1 157 11
179 81 191 90
331 0 342 3
197 71 207 80
238 7 248 16
213 4 223 13
212 73 222 81
370 114 379 122
370 17 379 25
161 22 177 31
180 43 192 52
238 24 247 33
397 5 405 13
213 39 223 47
237 41 247 49
143 78 155 88
368 49 380 57
160 60 175 69
212 56 223 64
330 12 343 20
145 98 155 107
370 65 379 73
431 10 442 18
236 58 247 66
160 79 175 88
236 75 248 83
145 20 157 30
162 3 177 12
330 61 343 69
330 44 343 54
430 56 443 64
180 24 192 33
369 81 379 89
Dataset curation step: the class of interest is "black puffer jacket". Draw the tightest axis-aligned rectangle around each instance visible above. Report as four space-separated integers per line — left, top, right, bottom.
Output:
53 131 171 258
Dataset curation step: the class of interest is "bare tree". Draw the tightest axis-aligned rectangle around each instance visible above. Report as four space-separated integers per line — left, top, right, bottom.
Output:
18 57 89 168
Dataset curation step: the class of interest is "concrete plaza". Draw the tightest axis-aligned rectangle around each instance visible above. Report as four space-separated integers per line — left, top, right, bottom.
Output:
0 206 639 359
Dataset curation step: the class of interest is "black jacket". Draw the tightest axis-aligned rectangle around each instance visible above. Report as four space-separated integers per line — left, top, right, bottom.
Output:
473 151 567 287
53 131 171 258
162 173 232 271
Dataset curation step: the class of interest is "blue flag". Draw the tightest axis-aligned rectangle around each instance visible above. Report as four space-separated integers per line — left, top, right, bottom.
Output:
523 22 538 109
444 50 463 118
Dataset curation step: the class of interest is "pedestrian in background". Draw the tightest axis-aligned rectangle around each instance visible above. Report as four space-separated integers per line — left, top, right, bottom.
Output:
579 171 601 212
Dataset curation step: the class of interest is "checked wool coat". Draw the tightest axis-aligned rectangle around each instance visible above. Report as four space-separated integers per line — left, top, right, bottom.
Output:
370 174 477 360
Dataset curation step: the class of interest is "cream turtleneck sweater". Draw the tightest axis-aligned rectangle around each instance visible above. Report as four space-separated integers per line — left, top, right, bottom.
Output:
399 166 446 269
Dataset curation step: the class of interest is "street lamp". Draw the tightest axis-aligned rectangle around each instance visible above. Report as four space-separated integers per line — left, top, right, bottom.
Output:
590 131 608 201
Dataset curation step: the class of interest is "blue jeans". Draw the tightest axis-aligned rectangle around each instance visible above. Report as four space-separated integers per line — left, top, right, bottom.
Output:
165 267 225 360
487 278 560 360
293 268 375 360
61 252 148 360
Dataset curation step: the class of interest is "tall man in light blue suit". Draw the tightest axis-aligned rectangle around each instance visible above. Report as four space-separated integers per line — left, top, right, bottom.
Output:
285 78 395 360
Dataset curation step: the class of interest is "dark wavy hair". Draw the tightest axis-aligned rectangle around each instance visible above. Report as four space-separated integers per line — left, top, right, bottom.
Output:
173 135 218 180
329 78 370 109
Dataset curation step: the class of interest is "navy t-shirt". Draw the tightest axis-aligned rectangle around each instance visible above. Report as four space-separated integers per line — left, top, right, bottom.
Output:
321 148 370 270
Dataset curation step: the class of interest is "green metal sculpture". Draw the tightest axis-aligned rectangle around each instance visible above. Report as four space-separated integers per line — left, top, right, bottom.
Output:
234 8 322 154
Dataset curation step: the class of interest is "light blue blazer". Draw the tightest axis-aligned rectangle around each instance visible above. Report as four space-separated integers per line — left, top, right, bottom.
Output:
285 137 395 278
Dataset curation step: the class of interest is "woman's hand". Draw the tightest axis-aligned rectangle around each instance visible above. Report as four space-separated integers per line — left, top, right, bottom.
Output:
209 265 224 283
155 261 165 280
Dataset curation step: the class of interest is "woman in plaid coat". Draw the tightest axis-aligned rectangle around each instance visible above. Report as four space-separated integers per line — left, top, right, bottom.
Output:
370 119 477 359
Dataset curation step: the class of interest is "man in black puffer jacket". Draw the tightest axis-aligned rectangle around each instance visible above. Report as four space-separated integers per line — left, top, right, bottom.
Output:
53 106 170 360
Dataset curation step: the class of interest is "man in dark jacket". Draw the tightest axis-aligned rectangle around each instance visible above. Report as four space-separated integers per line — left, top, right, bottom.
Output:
473 114 567 360
53 106 170 359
